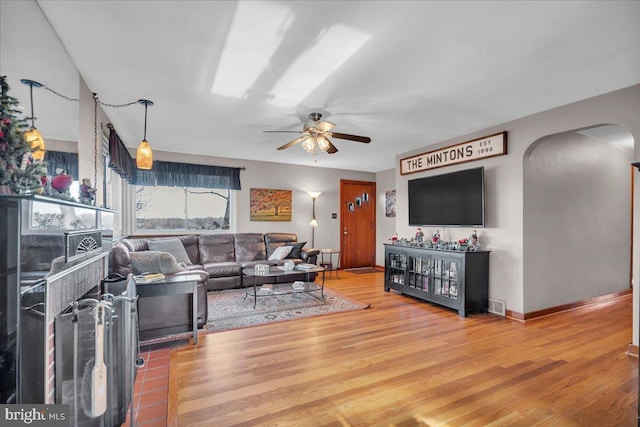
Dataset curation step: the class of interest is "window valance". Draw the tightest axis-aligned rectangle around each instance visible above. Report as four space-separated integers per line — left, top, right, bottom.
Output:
107 127 241 190
44 151 79 180
108 127 136 182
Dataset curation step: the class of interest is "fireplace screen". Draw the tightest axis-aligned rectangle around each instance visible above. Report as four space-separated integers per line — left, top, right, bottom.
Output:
54 276 139 426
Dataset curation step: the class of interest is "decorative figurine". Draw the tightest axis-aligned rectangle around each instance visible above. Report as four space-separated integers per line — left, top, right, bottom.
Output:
415 227 424 243
458 237 469 252
469 229 480 251
390 233 398 244
432 229 440 243
79 177 97 205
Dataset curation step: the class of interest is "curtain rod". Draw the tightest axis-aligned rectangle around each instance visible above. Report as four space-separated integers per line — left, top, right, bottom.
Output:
101 122 246 171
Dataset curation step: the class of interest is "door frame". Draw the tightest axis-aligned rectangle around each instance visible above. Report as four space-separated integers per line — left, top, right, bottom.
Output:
340 179 376 268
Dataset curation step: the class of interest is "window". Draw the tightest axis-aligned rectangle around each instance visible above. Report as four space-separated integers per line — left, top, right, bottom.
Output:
135 186 234 232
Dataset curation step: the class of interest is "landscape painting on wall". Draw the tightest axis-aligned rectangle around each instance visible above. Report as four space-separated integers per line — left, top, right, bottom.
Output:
250 188 292 221
386 190 396 217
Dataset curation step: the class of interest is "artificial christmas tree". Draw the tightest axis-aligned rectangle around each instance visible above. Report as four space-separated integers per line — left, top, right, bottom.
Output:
0 76 47 194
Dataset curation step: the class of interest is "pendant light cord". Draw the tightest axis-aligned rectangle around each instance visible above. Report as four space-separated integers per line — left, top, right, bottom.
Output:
143 103 148 141
28 84 36 128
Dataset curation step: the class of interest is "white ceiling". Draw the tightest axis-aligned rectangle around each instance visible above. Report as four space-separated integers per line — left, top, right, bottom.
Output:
4 1 640 172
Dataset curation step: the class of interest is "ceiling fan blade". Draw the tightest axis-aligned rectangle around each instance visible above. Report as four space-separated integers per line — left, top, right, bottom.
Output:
330 132 371 143
315 121 336 133
277 136 308 150
326 140 339 154
264 130 304 134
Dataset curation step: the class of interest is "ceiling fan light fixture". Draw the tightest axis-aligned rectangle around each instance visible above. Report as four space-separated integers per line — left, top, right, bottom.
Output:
301 137 315 153
316 136 330 152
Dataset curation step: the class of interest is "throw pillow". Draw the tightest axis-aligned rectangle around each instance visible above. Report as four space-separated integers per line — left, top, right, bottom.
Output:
148 238 193 265
130 251 187 275
268 245 292 261
285 241 306 259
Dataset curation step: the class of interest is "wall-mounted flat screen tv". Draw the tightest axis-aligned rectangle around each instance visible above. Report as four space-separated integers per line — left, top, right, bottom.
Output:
408 167 485 227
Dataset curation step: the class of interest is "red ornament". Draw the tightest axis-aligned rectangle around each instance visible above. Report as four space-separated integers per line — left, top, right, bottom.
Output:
2 118 9 125
52 173 73 193
0 129 4 139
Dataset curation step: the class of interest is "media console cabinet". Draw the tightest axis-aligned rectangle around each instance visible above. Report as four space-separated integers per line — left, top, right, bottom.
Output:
384 244 489 317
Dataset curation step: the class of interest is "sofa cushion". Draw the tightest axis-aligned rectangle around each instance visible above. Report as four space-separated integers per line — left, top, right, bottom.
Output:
234 233 267 262
148 238 192 265
121 238 149 252
203 261 242 278
177 235 200 265
199 234 235 263
269 245 292 260
264 233 298 258
130 251 187 275
110 243 133 276
286 241 306 259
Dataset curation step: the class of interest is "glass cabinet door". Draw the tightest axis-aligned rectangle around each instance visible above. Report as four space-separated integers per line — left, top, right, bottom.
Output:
432 258 460 300
386 252 406 285
407 254 431 291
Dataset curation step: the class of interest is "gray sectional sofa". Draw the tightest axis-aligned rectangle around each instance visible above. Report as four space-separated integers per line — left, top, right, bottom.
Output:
108 233 319 340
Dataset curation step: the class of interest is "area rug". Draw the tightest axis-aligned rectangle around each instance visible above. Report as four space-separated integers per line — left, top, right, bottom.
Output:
344 267 382 274
205 288 369 333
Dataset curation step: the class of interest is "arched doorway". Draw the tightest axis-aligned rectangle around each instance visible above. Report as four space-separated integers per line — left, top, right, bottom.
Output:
523 124 634 314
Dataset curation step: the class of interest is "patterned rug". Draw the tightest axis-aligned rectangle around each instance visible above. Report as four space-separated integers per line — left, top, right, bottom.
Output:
205 287 369 333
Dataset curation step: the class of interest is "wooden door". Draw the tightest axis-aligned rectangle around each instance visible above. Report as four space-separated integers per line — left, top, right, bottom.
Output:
340 180 376 269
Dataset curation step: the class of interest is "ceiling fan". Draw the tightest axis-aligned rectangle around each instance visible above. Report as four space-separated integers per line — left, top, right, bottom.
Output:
264 112 371 154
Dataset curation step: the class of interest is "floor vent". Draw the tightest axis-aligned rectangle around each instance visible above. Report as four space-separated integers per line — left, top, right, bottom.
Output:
488 299 506 316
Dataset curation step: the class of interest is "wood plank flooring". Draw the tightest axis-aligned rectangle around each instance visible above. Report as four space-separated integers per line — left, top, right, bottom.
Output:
168 271 638 426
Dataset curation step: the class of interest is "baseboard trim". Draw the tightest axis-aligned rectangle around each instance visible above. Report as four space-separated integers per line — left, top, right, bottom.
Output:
505 309 525 322
626 343 638 358
521 289 632 321
504 290 632 322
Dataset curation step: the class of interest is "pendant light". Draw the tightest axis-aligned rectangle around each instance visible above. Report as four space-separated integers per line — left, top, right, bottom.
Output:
20 79 45 161
136 99 154 169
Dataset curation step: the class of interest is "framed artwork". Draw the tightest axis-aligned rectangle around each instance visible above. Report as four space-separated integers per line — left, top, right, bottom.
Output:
385 190 396 217
250 188 292 221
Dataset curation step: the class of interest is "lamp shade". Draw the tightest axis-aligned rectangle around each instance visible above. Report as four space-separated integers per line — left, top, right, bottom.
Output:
23 128 45 161
316 136 330 152
309 218 318 227
301 137 315 153
307 191 321 199
136 139 153 169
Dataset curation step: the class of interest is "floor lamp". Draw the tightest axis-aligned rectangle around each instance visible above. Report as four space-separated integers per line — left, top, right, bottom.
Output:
307 191 321 248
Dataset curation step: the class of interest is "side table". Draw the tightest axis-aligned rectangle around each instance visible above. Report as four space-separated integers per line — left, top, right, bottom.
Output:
135 273 200 345
320 249 341 278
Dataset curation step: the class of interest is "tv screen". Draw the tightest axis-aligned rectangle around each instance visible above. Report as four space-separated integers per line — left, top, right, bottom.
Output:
408 167 485 227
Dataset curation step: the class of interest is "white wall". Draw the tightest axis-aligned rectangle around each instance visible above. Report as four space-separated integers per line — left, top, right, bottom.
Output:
0 0 79 143
143 149 374 252
375 168 396 267
388 84 640 322
523 130 633 312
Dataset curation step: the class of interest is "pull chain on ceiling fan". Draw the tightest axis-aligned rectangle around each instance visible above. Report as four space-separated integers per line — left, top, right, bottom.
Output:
264 112 371 154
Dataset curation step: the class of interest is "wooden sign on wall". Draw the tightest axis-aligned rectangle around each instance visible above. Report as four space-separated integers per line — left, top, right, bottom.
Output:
400 131 507 175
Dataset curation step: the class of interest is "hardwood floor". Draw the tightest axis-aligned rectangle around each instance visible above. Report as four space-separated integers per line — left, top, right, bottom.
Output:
168 271 638 426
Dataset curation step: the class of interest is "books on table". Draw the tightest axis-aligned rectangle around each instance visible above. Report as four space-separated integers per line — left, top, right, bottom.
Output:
134 273 165 283
296 263 317 270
